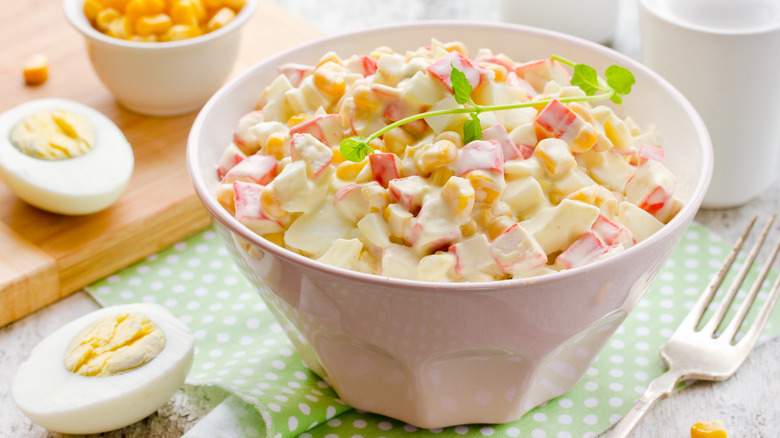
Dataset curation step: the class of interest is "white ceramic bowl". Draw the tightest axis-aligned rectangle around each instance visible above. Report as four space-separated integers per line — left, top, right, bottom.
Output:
188 22 712 428
64 0 258 116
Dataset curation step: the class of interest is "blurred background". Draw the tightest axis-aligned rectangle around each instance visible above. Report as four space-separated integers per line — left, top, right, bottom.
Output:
266 0 641 58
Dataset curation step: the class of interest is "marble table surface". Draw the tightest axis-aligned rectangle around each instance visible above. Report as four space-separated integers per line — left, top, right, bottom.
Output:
2 0 780 437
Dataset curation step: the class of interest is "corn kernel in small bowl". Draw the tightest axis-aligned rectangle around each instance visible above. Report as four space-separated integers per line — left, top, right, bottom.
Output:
63 0 258 116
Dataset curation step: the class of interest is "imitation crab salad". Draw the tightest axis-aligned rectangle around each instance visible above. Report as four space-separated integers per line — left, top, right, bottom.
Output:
214 39 682 282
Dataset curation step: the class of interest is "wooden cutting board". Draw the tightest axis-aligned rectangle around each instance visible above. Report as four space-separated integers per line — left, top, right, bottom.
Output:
0 0 323 327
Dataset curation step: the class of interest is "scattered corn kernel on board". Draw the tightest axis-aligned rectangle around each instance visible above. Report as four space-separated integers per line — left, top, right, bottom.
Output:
0 0 323 327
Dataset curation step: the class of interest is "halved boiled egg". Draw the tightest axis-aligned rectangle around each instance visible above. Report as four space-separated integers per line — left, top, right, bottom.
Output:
13 303 194 434
0 98 133 215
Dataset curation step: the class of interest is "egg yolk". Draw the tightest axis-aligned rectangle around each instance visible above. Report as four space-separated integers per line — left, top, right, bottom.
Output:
65 313 165 377
10 109 95 160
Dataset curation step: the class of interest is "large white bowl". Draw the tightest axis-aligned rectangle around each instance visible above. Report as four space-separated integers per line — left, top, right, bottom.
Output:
64 0 258 116
188 22 712 428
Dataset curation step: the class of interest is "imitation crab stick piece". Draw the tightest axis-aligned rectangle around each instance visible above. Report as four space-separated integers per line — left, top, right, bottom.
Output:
277 63 313 88
639 143 665 164
220 154 277 185
482 124 524 161
514 57 571 93
216 143 246 180
625 159 676 216
455 139 504 176
554 231 609 269
290 133 333 179
233 181 284 235
427 50 490 92
369 152 401 188
591 214 635 247
388 176 432 213
534 99 597 152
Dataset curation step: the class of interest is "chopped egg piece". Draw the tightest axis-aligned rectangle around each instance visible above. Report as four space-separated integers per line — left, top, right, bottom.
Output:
0 98 134 215
13 303 194 435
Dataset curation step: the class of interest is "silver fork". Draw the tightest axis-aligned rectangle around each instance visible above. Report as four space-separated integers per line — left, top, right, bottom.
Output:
607 214 780 437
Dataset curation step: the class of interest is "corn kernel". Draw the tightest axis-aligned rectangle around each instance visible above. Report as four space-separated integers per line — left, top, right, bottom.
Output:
216 182 235 211
286 113 310 127
313 62 346 97
472 205 493 229
102 0 129 10
460 218 479 237
260 186 286 218
202 0 223 8
487 215 514 240
443 41 468 56
467 172 503 204
691 420 728 438
223 0 245 9
331 148 347 165
22 54 49 86
368 137 387 153
416 139 457 174
336 160 367 182
483 63 507 82
316 51 342 67
129 34 158 42
430 167 454 187
135 13 172 36
83 0 105 22
95 8 121 31
169 0 203 26
107 16 133 39
352 86 382 111
162 24 202 41
434 131 463 149
262 232 286 247
206 7 236 32
125 0 165 23
382 127 415 156
264 133 287 161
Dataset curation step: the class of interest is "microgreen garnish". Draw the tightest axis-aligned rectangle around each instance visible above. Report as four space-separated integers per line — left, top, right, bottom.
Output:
339 55 636 162
463 112 482 144
450 64 474 105
339 136 373 162
604 64 635 104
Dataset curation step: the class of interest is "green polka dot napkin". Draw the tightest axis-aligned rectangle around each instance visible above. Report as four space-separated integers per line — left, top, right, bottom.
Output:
86 223 780 438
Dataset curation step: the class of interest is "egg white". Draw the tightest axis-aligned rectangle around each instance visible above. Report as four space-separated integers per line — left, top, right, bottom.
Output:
0 98 134 215
12 303 194 435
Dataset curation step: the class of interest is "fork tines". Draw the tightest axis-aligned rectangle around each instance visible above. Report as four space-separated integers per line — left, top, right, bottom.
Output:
686 213 780 345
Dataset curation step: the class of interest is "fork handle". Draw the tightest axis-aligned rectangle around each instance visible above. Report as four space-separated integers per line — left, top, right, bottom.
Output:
606 368 683 437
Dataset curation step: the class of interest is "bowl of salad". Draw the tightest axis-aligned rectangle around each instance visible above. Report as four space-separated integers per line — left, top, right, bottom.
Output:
187 21 712 428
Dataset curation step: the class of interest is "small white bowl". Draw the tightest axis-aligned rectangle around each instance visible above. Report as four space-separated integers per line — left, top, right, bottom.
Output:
64 0 258 116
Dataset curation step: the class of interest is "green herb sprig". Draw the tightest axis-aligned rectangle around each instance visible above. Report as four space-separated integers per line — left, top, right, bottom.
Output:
339 55 635 162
